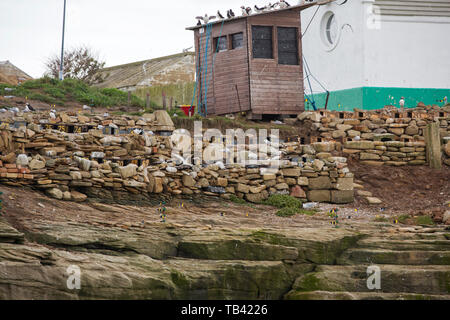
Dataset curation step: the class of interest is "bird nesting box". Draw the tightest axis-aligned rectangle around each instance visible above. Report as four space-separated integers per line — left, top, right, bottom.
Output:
187 3 317 119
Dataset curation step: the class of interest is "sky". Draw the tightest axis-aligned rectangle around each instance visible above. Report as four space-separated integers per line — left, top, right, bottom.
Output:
0 0 291 78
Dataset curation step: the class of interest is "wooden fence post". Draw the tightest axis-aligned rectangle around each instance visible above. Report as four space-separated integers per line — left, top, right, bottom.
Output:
425 121 442 169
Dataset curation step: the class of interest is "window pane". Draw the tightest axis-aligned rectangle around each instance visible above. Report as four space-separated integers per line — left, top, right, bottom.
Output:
278 27 299 65
252 26 273 59
232 33 244 49
215 36 227 52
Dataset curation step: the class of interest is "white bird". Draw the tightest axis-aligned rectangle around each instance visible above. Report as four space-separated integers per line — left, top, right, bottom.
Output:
241 6 252 16
11 107 19 114
354 136 361 141
133 128 143 135
196 14 217 24
83 105 91 110
25 103 35 112
279 0 291 8
0 108 7 113
49 112 56 120
103 112 109 117
97 125 104 130
399 97 405 111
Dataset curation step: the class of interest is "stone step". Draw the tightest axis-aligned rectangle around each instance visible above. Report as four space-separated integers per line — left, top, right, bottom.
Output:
357 239 450 251
285 291 450 300
338 249 450 265
290 265 450 295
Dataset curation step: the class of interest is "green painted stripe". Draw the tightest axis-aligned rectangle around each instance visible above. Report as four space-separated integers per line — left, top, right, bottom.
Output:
305 87 450 112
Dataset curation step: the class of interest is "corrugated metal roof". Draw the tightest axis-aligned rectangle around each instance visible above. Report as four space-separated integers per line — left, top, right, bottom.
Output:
374 0 450 17
95 52 195 90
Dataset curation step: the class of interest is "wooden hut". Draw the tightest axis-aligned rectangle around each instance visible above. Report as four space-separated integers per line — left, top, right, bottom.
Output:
187 3 317 119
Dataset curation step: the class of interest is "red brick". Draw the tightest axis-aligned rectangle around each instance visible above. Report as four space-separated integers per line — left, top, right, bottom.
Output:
0 168 7 173
7 168 19 173
4 164 16 169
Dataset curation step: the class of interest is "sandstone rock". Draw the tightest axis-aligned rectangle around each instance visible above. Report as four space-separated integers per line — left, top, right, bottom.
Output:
245 190 269 203
312 159 325 171
46 188 63 200
118 164 138 179
331 190 354 204
336 124 352 131
290 186 306 198
367 197 383 205
154 178 164 193
63 191 71 201
357 190 373 197
182 175 196 187
405 125 419 136
336 178 354 191
197 178 210 188
217 178 228 187
29 159 45 170
307 190 331 203
332 130 346 139
345 141 374 150
69 171 82 180
275 183 289 190
309 177 332 190
297 177 309 186
444 143 450 157
443 211 450 225
282 168 301 177
360 153 381 161
312 142 335 153
70 191 87 202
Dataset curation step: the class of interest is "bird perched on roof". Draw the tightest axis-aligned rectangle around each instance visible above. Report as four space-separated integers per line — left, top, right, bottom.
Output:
241 6 252 16
217 10 225 19
227 9 235 18
25 103 35 112
197 20 202 26
279 0 291 8
254 5 267 13
196 14 216 24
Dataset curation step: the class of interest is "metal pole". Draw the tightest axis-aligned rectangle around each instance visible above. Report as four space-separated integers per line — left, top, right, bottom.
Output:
59 0 67 81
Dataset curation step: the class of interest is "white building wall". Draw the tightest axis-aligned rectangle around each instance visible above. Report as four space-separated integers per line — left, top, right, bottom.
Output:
301 0 365 94
362 0 450 89
301 0 450 93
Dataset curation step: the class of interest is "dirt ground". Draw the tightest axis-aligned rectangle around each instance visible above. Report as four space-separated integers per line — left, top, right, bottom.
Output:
348 160 450 215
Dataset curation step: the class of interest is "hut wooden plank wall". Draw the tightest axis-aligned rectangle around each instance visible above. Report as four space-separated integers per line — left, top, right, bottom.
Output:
188 3 316 119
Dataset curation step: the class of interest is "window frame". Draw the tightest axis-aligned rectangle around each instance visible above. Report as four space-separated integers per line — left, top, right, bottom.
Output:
277 26 299 66
251 25 274 60
230 32 244 50
214 35 228 53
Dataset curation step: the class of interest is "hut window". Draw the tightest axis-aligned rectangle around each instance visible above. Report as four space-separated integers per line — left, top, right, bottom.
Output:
231 33 244 49
214 36 228 52
252 26 273 59
277 27 299 65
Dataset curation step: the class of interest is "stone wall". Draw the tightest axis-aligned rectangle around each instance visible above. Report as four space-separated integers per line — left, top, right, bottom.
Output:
0 111 354 204
296 105 450 167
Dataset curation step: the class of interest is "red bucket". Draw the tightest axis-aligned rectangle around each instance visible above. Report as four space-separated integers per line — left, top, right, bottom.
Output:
179 105 195 117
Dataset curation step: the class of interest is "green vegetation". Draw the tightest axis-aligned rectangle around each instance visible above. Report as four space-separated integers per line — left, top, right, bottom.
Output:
415 216 435 226
0 77 148 108
229 195 255 208
263 195 315 218
135 82 196 106
264 195 303 210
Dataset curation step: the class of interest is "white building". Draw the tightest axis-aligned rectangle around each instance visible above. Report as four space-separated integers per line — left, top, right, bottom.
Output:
301 0 450 111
